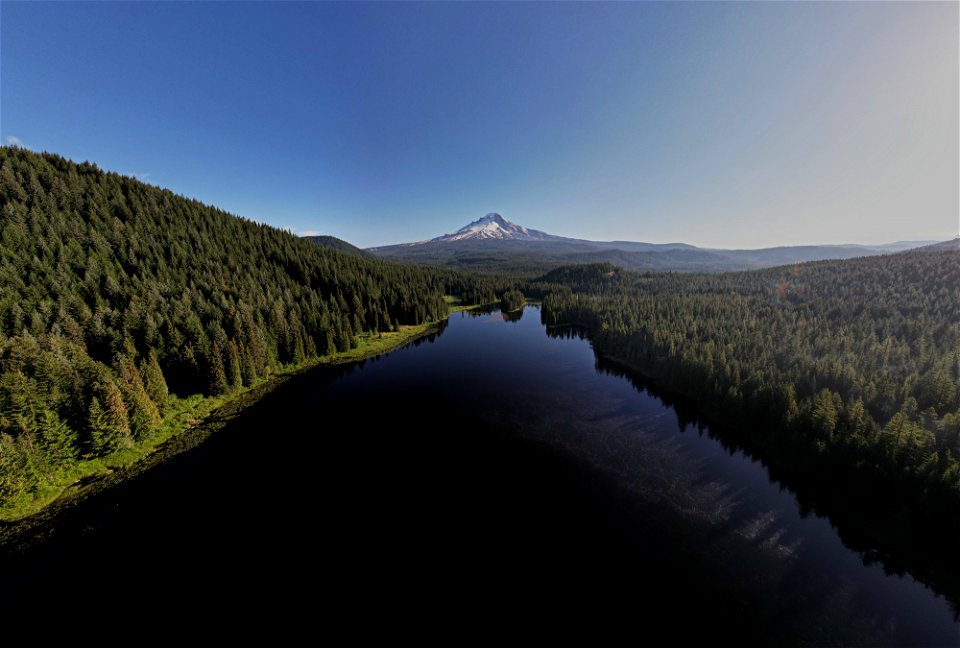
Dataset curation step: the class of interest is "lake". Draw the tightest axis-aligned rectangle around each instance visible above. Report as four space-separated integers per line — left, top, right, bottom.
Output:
1 305 956 644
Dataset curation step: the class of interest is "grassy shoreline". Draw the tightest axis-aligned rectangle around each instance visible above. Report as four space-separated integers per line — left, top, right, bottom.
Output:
0 309 467 526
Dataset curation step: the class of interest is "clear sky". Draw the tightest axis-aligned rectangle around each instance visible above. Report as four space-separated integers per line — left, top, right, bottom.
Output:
2 2 957 248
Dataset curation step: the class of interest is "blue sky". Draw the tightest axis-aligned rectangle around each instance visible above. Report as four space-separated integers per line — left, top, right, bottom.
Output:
2 2 956 248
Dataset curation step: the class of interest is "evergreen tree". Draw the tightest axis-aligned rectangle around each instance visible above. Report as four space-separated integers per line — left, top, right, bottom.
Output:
140 352 168 410
225 340 242 391
238 342 258 386
37 408 78 465
207 343 229 396
88 395 125 455
117 355 161 440
0 433 34 500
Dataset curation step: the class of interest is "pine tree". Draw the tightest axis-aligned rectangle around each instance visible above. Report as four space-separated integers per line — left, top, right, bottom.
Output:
811 389 839 438
225 340 242 390
0 433 33 500
140 351 168 410
207 343 228 396
117 355 161 440
37 408 78 465
238 341 258 386
88 395 125 455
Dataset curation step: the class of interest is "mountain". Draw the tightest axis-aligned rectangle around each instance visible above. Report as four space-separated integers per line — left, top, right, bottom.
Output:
370 213 938 275
303 235 372 257
431 212 564 242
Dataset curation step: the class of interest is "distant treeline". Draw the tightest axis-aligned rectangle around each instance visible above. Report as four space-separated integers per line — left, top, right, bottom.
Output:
0 147 511 503
535 254 960 548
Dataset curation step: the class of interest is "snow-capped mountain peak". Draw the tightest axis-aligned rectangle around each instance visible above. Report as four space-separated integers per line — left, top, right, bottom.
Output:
431 213 558 242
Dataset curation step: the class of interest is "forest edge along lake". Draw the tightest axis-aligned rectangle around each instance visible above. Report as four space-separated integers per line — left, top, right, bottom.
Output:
0 305 957 645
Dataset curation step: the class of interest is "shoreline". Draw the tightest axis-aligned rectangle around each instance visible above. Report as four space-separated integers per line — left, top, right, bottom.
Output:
0 309 465 534
544 320 959 609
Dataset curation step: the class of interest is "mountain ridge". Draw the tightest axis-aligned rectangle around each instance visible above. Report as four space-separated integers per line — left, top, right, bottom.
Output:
368 212 941 275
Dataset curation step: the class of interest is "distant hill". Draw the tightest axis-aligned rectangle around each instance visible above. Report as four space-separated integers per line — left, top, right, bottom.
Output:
917 238 960 253
303 235 371 257
370 212 937 275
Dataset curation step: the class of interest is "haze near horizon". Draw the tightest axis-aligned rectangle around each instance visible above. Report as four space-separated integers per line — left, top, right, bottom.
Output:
1 2 956 248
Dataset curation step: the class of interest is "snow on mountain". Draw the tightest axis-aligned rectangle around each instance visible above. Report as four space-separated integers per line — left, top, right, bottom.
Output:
431 213 560 242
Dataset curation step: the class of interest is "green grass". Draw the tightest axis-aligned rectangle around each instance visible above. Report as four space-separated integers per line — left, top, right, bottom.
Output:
312 322 438 365
0 306 466 523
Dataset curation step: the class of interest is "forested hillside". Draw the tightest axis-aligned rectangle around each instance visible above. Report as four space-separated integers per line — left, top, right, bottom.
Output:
0 147 501 509
538 252 960 554
303 235 371 257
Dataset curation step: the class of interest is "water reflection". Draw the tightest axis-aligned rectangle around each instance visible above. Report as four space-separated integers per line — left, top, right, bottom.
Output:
551 321 959 617
500 309 523 323
545 325 591 341
462 306 497 318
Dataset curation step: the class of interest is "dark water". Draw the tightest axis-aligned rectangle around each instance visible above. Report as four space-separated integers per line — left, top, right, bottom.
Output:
1 306 957 644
